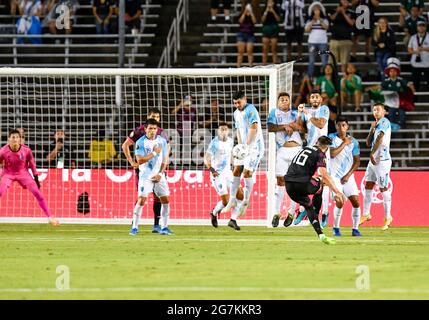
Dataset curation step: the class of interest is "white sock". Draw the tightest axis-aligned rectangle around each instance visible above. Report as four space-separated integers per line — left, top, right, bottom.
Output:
289 199 297 214
132 203 142 229
333 206 342 228
213 200 225 216
161 203 170 228
229 176 241 201
274 185 285 214
363 189 373 216
322 187 330 215
231 200 242 220
352 207 361 230
243 177 254 202
381 191 392 219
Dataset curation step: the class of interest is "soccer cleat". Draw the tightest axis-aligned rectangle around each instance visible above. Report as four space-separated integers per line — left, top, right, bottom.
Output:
359 214 372 225
333 227 342 237
283 213 294 228
237 200 249 217
210 211 218 228
271 214 280 228
228 219 241 231
293 207 307 225
160 227 174 235
49 218 60 227
221 198 237 214
381 217 393 231
321 213 329 229
352 229 362 236
129 228 138 236
319 234 336 245
152 225 161 233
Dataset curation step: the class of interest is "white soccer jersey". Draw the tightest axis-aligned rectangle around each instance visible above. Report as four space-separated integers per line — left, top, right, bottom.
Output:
135 134 168 180
328 133 360 180
207 136 234 173
234 103 264 153
371 117 391 162
302 105 330 146
267 107 303 149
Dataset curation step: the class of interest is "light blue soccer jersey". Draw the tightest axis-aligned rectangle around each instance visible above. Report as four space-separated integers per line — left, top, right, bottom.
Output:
302 105 330 146
328 133 360 179
267 108 303 149
207 136 233 173
234 103 264 152
135 135 168 179
372 117 391 161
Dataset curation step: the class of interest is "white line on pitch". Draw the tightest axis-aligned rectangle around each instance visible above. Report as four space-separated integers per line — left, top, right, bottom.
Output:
1 237 429 244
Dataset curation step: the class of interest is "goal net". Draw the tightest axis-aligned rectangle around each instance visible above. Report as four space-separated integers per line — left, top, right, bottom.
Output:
0 64 293 226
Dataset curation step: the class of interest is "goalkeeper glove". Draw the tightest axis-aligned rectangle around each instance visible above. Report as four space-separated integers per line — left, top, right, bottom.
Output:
34 175 41 189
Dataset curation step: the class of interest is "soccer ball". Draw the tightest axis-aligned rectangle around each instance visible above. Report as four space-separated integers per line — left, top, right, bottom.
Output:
232 144 249 160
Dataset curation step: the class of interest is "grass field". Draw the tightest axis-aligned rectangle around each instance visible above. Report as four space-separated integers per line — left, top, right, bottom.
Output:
1 223 429 300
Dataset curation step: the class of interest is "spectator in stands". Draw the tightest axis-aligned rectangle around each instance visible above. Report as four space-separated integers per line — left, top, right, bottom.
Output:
13 0 43 44
281 0 305 62
210 0 231 23
366 62 415 129
88 129 117 168
241 0 261 21
399 0 425 29
92 0 113 35
236 1 257 68
328 0 356 74
44 129 76 168
173 95 198 137
408 20 429 91
403 5 427 46
341 63 363 111
261 0 281 65
45 0 79 35
125 0 141 34
305 1 329 79
315 63 338 106
372 17 396 80
351 0 379 63
294 74 313 107
201 100 227 136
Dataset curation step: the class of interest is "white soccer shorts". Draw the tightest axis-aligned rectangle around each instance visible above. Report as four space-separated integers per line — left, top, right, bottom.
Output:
138 174 170 197
275 146 301 177
242 146 263 172
364 159 392 189
210 170 233 196
331 175 359 198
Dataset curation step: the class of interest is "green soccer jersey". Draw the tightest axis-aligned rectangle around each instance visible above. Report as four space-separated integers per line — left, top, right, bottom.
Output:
405 16 427 36
401 0 424 12
316 76 337 99
341 74 362 95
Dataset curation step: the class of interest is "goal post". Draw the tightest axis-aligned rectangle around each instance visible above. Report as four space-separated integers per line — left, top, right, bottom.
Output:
0 64 293 226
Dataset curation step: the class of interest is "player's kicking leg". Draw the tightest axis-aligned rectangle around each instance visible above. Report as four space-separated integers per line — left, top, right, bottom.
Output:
361 162 376 225
221 164 243 213
228 187 244 231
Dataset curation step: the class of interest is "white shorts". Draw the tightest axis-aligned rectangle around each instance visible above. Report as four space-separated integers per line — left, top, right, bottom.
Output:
211 170 233 196
138 174 170 197
243 146 263 172
275 146 301 177
331 175 359 198
364 159 392 189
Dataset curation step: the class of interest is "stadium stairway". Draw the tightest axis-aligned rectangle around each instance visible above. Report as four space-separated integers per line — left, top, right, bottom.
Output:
0 0 176 67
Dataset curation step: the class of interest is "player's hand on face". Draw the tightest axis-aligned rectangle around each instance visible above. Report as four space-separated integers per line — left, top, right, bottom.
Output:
151 174 161 182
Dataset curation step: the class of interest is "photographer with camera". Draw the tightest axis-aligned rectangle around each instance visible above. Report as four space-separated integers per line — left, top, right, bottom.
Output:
408 20 429 92
236 1 257 67
45 130 76 168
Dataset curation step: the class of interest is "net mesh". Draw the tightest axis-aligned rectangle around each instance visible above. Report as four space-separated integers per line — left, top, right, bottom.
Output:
0 63 294 225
